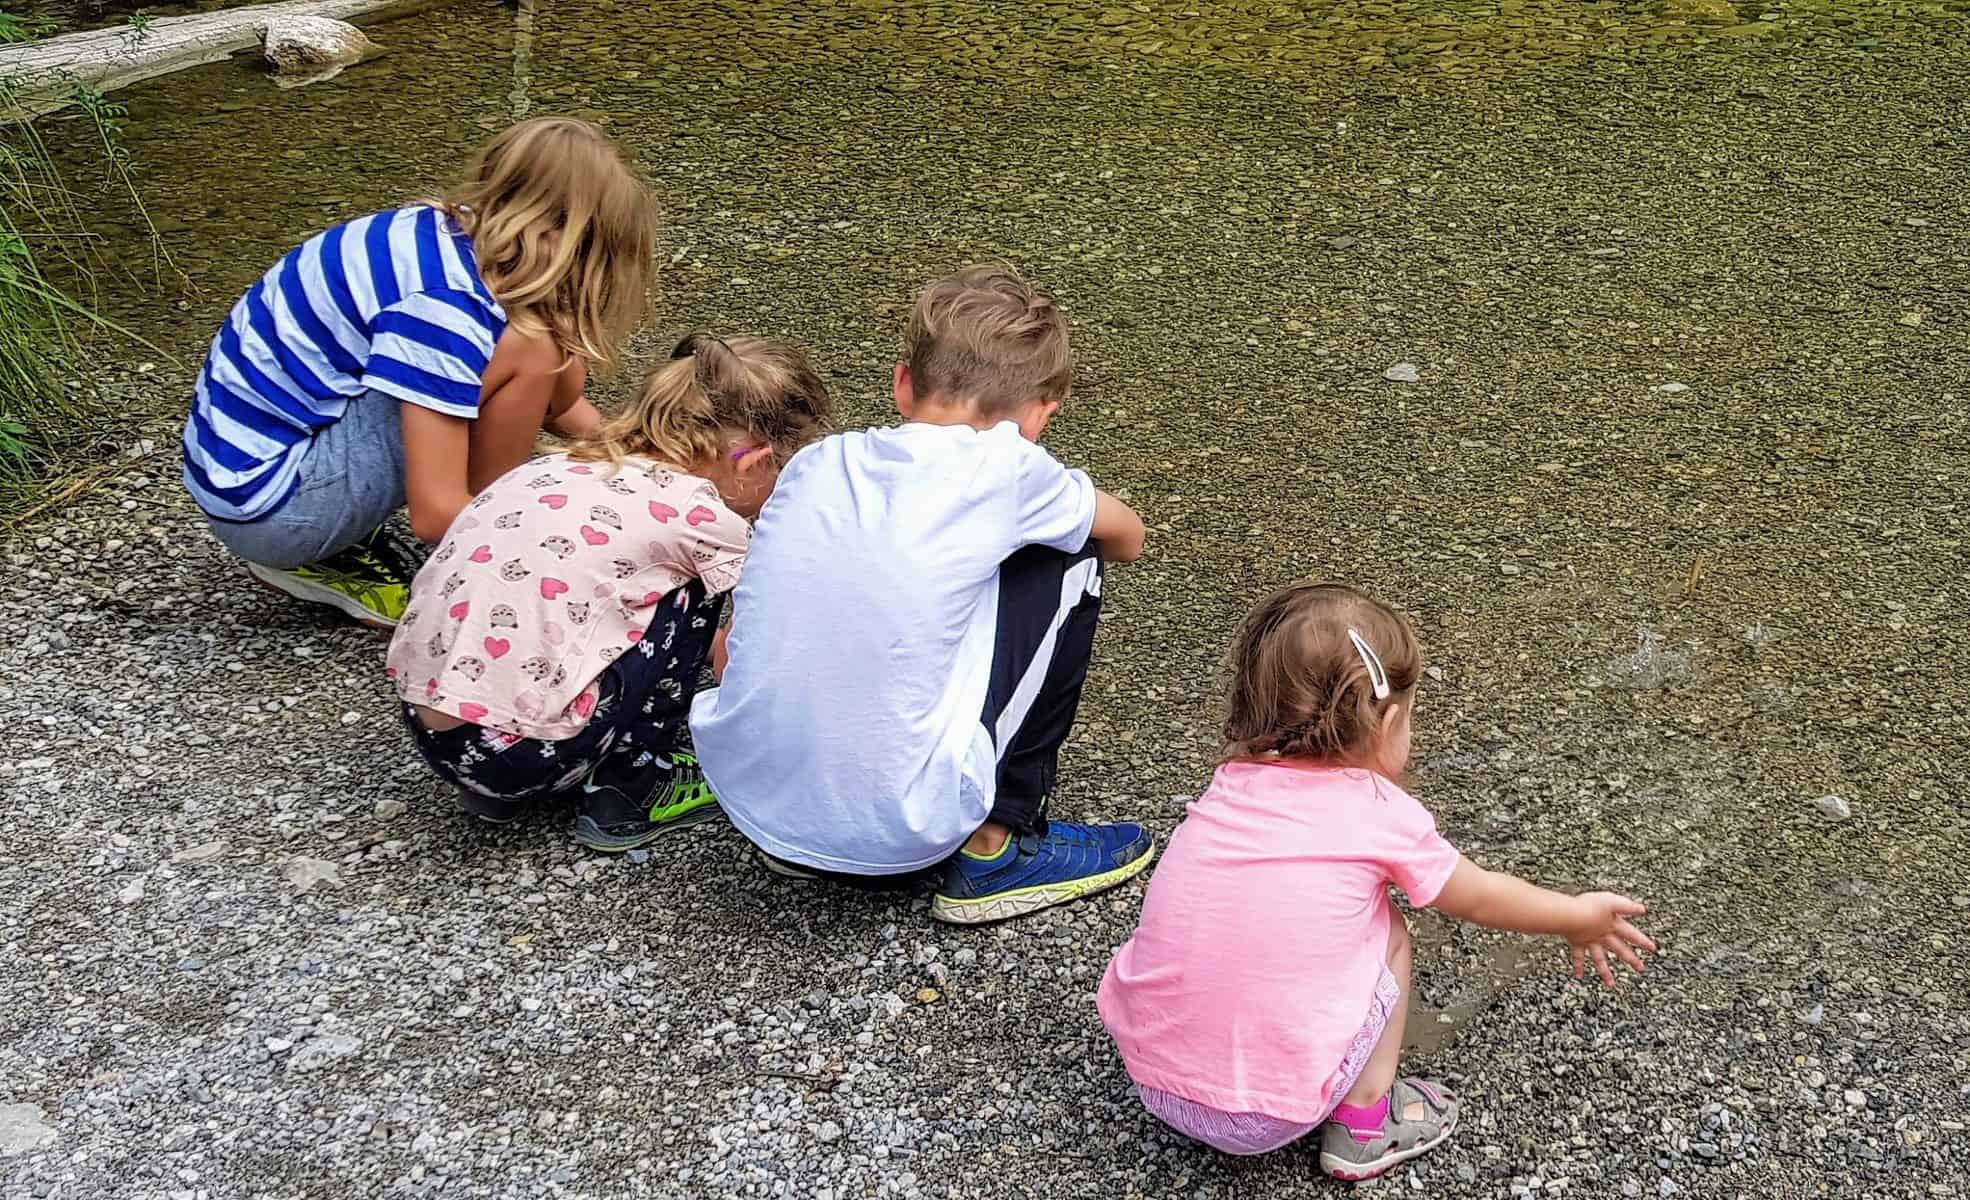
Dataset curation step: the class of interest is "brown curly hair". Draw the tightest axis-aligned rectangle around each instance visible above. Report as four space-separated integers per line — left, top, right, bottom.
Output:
1223 582 1423 766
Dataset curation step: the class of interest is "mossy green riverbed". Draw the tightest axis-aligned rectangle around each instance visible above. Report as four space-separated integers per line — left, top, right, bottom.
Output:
26 0 1970 1143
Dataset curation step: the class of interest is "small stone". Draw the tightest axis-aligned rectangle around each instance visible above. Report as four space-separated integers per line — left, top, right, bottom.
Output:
1802 1003 1824 1026
520 997 542 1012
171 841 227 864
374 798 406 821
1382 362 1421 384
0 1103 57 1155
1844 1089 1866 1108
915 988 941 1004
816 1120 842 1143
1501 563 1523 576
287 1033 362 1074
262 15 372 78
284 857 343 894
1814 794 1852 821
117 877 146 905
1622 1183 1643 1199
265 1037 293 1053
1658 1179 1681 1198
1324 234 1360 250
626 849 650 865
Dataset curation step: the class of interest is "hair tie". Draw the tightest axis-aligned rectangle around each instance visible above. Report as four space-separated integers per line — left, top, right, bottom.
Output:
669 330 732 361
1347 628 1391 701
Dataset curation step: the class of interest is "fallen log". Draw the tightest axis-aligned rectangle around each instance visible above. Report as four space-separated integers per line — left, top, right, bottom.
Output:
0 0 434 121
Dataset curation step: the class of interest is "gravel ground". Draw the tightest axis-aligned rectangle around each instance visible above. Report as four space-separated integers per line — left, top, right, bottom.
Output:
6 1 1969 1197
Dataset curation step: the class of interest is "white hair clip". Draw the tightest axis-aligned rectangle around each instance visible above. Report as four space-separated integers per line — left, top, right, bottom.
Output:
1348 628 1391 701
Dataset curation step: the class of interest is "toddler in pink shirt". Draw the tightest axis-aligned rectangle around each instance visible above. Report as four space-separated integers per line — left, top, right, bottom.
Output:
1098 583 1656 1181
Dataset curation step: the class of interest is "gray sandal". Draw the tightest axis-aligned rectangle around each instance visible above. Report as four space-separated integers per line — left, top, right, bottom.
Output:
1317 1077 1459 1181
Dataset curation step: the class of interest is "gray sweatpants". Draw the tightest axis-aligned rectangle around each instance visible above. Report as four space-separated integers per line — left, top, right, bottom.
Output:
202 390 407 570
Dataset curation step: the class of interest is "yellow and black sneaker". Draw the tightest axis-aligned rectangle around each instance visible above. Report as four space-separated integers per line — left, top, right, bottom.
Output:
245 528 420 629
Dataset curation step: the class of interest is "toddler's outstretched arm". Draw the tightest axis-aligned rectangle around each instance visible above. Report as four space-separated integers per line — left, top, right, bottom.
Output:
1431 856 1655 987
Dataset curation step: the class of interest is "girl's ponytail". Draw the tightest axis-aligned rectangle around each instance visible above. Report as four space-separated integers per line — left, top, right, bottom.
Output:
569 331 833 472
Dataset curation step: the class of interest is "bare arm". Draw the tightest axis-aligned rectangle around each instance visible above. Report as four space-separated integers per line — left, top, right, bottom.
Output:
467 329 574 495
1089 489 1146 563
400 404 474 544
400 332 583 543
1432 855 1656 986
710 625 731 682
544 355 601 440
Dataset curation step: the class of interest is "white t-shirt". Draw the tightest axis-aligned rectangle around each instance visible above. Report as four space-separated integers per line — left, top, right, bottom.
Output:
689 421 1098 873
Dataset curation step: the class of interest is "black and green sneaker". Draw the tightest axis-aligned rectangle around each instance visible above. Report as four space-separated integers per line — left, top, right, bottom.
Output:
245 526 425 629
573 749 722 852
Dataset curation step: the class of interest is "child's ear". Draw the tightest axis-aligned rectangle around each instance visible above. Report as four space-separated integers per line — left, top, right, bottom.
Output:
893 362 915 418
735 445 776 475
1017 398 1063 441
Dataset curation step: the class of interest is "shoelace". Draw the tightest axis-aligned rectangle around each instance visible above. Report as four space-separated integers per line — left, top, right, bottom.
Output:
300 560 401 612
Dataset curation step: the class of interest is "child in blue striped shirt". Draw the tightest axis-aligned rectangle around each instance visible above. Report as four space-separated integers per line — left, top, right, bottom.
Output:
182 117 658 628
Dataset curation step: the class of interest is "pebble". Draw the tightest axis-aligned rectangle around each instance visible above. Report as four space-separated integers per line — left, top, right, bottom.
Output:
1383 361 1421 383
0 1103 58 1155
374 798 407 820
287 1033 363 1075
1814 794 1853 821
283 857 342 893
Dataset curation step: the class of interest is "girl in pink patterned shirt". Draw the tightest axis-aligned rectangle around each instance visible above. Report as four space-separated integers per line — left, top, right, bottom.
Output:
387 333 831 850
1098 583 1655 1181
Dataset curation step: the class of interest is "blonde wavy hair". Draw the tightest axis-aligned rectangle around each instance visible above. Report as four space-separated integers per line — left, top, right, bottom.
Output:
570 332 834 471
440 118 657 373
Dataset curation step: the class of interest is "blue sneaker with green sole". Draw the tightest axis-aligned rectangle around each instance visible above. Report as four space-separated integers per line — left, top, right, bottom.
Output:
932 820 1155 925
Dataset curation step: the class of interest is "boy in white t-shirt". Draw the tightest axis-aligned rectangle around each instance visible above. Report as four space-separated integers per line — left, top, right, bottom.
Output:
690 264 1154 923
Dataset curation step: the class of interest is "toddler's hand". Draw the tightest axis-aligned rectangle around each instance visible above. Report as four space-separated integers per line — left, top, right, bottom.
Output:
1565 892 1655 986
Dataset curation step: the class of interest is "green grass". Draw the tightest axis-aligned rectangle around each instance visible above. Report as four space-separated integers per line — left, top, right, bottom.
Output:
0 9 166 511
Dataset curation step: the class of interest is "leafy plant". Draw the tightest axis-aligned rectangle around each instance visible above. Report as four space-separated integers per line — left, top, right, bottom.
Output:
0 14 173 509
124 9 156 49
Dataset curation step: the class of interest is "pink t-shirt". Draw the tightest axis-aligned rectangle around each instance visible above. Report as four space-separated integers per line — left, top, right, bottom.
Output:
1097 761 1461 1123
385 452 750 740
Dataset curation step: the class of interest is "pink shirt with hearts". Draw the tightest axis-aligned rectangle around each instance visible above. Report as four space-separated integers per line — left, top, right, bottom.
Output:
385 451 750 740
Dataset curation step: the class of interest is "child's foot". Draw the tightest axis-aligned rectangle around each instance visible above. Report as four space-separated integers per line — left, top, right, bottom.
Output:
1317 1078 1458 1182
245 529 420 628
573 749 722 852
931 820 1154 925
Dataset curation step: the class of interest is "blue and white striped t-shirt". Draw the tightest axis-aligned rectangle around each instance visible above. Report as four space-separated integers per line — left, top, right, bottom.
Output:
182 205 508 522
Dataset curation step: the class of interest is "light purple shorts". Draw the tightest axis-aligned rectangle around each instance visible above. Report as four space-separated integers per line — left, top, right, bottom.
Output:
1138 966 1403 1156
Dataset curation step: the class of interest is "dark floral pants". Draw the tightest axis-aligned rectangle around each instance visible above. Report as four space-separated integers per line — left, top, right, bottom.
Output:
404 581 722 815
